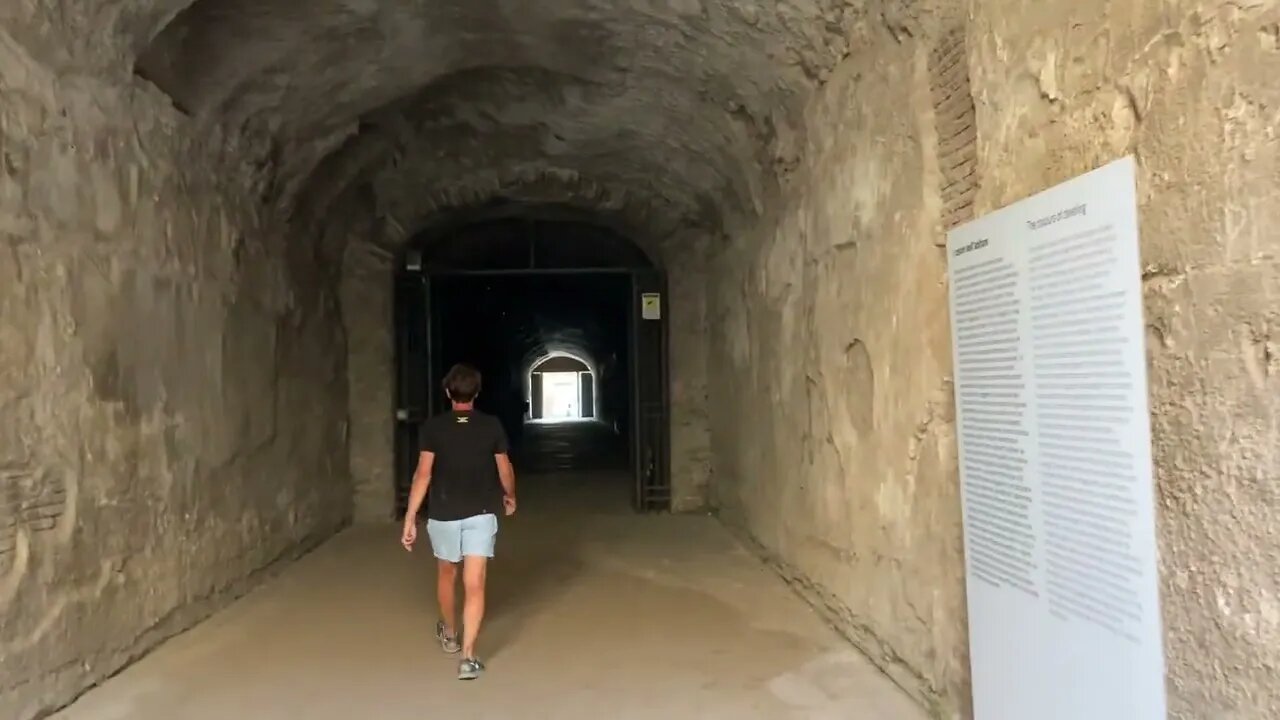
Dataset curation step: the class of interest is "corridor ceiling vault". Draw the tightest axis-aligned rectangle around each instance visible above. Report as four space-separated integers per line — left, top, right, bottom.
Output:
110 0 869 247
11 0 1278 717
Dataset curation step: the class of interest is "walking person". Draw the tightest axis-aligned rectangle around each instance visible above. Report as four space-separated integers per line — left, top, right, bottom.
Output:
401 363 517 680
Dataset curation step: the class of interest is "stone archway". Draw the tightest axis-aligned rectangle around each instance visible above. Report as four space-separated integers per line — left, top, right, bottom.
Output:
527 352 594 421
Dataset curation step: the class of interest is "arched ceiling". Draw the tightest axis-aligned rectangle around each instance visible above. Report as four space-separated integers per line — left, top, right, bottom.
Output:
118 0 863 252
417 214 654 270
532 355 592 374
525 343 599 381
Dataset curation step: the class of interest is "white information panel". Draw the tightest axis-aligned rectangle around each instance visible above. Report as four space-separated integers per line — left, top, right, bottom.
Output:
946 157 1166 720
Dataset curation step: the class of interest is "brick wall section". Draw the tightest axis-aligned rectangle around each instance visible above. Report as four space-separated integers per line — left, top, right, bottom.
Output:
929 24 979 230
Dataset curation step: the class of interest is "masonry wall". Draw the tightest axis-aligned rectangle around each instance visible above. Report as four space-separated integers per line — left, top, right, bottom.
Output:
708 24 967 716
707 1 1280 718
341 244 394 523
968 2 1280 716
0 30 351 719
665 234 714 512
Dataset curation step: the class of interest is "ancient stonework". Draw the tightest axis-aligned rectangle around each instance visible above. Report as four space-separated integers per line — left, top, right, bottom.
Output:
663 232 715 512
968 2 1280 716
707 26 968 716
0 24 351 720
708 2 1280 717
929 23 980 231
3 1 1280 719
341 243 394 523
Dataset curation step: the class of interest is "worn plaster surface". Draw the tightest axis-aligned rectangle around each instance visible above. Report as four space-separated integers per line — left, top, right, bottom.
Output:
340 243 394 523
663 232 715 512
707 1 1280 717
706 21 968 716
967 1 1280 716
3 0 1279 719
0 24 351 720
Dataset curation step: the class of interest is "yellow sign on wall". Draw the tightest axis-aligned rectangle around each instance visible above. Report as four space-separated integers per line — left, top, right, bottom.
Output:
641 293 661 320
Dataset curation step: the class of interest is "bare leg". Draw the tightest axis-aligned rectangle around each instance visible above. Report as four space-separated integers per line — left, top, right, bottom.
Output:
437 559 458 636
461 555 488 658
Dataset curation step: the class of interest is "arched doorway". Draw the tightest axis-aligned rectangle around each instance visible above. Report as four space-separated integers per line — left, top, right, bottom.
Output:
527 353 594 421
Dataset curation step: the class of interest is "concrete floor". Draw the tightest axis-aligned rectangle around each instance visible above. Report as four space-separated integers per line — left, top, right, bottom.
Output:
53 469 926 720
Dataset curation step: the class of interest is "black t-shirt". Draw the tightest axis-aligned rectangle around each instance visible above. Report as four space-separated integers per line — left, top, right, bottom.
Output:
419 410 509 521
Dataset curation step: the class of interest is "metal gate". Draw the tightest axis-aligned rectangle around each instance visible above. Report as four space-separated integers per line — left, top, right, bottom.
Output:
391 264 670 515
530 371 544 420
392 268 434 519
579 372 595 419
630 270 670 512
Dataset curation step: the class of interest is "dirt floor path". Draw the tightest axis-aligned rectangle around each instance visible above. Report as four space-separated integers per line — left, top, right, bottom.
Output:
54 472 926 720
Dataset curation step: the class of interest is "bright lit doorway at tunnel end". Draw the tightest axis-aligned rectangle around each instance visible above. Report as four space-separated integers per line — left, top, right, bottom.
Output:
527 353 597 423
537 372 582 419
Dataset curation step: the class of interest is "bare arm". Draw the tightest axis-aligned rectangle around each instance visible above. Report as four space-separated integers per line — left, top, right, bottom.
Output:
496 453 516 501
404 451 434 522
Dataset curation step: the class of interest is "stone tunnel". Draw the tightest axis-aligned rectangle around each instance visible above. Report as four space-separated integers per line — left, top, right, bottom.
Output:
1 1 1278 719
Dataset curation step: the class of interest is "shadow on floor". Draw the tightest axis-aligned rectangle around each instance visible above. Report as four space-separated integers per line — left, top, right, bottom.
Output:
478 490 588 659
512 419 628 475
427 419 632 658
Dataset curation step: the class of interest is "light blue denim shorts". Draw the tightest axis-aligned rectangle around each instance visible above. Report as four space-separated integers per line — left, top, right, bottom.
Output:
426 513 498 563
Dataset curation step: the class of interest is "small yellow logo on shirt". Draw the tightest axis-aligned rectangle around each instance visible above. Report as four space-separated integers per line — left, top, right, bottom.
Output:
456 416 469 423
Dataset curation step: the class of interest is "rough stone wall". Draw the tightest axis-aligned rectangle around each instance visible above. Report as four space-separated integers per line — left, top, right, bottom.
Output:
341 243 394 523
0 29 350 720
708 25 968 717
969 1 1280 717
708 1 1280 718
665 233 713 512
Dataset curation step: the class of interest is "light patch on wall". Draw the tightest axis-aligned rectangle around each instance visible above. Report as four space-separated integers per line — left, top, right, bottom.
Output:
876 474 912 523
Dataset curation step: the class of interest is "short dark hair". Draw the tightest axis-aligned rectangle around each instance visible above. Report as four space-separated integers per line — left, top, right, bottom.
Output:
443 363 482 402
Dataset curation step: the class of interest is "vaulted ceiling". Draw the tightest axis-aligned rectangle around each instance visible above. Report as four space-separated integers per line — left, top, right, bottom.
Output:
124 1 864 246
11 1 869 250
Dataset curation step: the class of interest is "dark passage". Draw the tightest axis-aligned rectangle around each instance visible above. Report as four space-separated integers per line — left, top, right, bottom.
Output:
393 215 670 516
431 272 632 469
